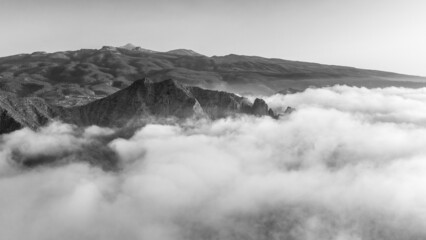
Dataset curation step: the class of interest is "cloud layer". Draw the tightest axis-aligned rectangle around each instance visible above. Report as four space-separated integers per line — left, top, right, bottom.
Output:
2 86 426 240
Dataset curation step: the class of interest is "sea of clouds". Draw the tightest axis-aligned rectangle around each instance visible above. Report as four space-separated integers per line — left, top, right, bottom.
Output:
2 86 426 240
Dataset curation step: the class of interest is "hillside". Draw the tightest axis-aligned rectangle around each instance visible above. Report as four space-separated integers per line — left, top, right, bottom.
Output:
0 45 425 107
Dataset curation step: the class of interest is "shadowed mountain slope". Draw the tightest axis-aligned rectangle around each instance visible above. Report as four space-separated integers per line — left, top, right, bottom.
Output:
62 79 199 127
0 93 58 134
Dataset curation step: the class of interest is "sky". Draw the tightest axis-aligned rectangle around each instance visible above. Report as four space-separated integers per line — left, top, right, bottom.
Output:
1 0 426 76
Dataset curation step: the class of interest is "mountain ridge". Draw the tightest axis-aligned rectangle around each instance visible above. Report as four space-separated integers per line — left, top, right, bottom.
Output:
0 78 278 134
1 46 425 108
1 46 422 77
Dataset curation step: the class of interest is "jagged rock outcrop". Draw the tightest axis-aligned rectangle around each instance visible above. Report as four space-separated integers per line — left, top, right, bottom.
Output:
188 86 275 119
62 79 198 127
62 78 277 127
0 78 279 133
0 107 23 134
251 99 269 116
0 94 58 134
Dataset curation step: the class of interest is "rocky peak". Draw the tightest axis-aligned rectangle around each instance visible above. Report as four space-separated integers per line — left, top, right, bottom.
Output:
63 78 279 127
0 95 58 134
1 79 281 133
63 78 197 127
188 87 277 119
251 98 269 116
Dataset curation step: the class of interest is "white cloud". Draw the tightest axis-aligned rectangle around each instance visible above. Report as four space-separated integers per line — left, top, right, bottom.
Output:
2 86 426 239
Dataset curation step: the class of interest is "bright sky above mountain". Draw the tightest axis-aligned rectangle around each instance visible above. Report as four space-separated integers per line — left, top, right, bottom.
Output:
1 0 426 76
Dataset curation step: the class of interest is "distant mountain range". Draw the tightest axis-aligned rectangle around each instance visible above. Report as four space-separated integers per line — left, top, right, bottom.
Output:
118 43 204 56
1 44 425 108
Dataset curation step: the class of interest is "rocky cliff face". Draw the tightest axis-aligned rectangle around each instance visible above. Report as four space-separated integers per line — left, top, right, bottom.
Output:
62 79 198 127
0 107 23 134
0 94 58 134
188 86 276 119
0 79 278 133
63 78 277 127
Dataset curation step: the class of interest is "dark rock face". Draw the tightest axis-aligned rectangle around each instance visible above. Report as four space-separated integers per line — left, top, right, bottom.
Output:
189 87 245 119
189 87 277 119
251 98 269 116
63 79 198 127
0 108 23 134
0 94 58 134
0 79 279 133
63 79 278 126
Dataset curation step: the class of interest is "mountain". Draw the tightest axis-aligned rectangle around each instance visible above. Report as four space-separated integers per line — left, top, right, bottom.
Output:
119 43 139 50
118 43 157 53
62 78 199 127
62 78 276 127
1 46 425 107
0 79 277 133
166 49 205 57
119 44 202 56
0 93 58 134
